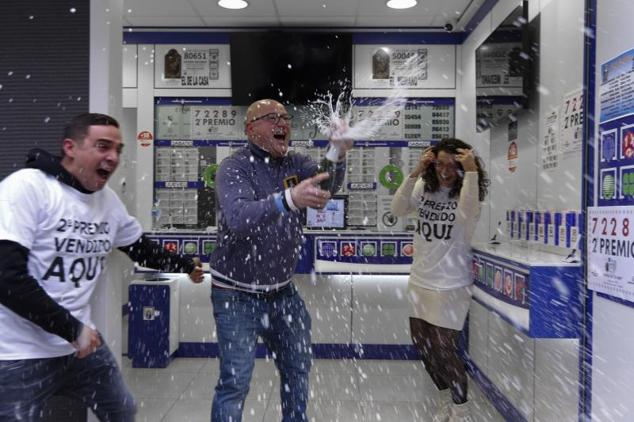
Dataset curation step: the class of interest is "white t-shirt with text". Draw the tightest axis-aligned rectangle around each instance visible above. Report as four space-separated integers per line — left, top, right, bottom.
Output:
391 172 481 290
0 169 142 359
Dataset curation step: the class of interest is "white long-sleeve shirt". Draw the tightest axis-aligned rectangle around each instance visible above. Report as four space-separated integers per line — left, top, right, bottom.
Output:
391 172 481 290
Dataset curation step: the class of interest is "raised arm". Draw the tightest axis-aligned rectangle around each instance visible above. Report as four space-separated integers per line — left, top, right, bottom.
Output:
391 147 434 217
454 148 481 223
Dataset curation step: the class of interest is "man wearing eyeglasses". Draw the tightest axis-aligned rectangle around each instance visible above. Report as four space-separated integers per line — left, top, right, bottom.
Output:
208 99 351 422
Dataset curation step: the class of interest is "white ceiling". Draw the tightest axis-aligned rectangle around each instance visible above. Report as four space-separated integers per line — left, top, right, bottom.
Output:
122 0 479 30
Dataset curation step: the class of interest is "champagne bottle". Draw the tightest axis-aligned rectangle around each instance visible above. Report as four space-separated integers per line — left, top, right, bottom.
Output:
318 144 341 192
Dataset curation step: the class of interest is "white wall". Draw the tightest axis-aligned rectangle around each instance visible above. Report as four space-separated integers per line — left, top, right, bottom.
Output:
536 0 584 211
458 0 585 249
457 0 584 420
591 0 634 419
89 0 127 374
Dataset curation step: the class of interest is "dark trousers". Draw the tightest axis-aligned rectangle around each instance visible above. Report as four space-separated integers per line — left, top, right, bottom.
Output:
0 343 135 422
410 316 467 404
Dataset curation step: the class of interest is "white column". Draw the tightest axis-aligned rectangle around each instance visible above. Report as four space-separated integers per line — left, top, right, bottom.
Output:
135 43 156 229
88 0 131 382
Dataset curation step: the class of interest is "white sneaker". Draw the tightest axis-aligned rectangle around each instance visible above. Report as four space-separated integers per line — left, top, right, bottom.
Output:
449 401 474 422
431 389 452 422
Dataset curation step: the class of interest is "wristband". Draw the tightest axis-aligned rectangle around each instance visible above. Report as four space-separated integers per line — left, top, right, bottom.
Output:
284 187 299 211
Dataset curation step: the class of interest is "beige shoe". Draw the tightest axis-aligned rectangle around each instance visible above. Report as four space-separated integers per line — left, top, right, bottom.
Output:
449 401 474 422
431 389 452 422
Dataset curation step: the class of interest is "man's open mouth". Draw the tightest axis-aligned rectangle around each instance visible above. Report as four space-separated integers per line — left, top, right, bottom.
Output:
97 169 111 179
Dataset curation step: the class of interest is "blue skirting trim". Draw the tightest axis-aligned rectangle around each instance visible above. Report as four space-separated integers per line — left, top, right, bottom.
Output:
464 354 528 422
175 342 419 360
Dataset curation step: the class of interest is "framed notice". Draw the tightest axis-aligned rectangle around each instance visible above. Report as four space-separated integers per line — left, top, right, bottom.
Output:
542 111 559 170
353 44 456 89
560 89 583 155
190 105 245 140
154 44 231 89
476 42 524 91
599 48 634 123
587 206 634 302
598 47 634 206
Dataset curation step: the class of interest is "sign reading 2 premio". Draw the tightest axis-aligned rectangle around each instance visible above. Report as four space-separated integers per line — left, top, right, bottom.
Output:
589 46 634 300
588 207 634 300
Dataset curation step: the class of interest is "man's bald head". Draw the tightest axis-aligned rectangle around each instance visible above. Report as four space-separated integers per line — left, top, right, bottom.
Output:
244 99 292 158
245 99 285 123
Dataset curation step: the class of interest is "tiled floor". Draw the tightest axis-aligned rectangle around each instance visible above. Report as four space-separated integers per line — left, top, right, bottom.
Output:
121 357 450 422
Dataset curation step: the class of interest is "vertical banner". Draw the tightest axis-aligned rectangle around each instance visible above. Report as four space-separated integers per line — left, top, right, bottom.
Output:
597 48 634 206
587 207 634 299
560 89 584 155
589 47 634 298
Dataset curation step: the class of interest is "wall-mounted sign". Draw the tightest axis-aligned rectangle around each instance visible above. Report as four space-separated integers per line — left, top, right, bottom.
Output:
590 46 634 301
597 47 634 207
154 98 454 143
354 45 456 90
560 89 583 155
588 206 634 301
137 130 153 147
154 44 231 89
476 42 524 91
508 120 518 173
542 111 559 171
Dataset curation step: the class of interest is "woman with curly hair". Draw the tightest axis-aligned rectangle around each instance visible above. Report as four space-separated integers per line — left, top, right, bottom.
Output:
391 138 489 422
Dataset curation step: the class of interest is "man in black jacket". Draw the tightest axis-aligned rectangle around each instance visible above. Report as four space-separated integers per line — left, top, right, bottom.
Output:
0 113 203 421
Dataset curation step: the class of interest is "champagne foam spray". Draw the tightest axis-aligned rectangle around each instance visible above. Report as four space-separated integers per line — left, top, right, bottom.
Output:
307 54 425 144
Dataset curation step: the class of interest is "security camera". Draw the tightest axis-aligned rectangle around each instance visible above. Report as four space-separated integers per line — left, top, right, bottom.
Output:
444 18 458 32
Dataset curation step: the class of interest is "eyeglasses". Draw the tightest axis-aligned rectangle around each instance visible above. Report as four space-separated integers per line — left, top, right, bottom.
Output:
250 113 293 125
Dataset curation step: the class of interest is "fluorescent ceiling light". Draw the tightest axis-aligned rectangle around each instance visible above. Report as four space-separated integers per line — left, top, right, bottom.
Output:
218 0 248 10
386 0 417 9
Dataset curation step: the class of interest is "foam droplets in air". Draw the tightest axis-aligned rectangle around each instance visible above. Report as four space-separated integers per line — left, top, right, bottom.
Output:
306 54 424 142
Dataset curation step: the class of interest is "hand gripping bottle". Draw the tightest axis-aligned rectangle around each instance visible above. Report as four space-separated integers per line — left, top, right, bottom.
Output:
318 144 341 192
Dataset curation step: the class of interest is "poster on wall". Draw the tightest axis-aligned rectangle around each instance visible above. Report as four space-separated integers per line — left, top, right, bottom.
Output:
599 48 634 122
368 47 427 87
542 110 559 170
475 42 524 91
589 47 634 300
507 120 518 173
587 206 634 301
597 47 634 207
560 89 583 155
154 44 231 89
190 105 245 140
353 44 456 90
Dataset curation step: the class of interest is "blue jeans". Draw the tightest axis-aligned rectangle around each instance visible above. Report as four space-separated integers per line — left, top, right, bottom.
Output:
211 284 312 422
0 343 135 422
